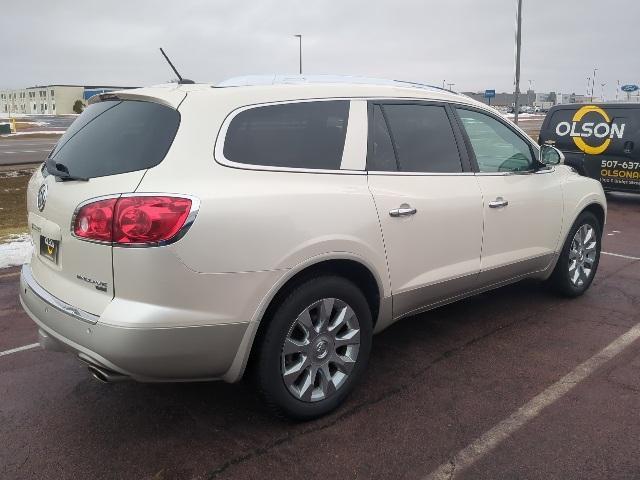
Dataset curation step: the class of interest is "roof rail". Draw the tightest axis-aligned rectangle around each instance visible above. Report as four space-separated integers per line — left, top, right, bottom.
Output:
215 74 460 94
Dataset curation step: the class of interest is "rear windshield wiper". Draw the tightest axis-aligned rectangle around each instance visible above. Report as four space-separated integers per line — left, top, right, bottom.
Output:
45 158 89 182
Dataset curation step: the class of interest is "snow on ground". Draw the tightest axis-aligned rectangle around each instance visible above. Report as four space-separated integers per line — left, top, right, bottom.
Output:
0 131 63 137
0 113 78 119
501 112 545 120
0 233 32 269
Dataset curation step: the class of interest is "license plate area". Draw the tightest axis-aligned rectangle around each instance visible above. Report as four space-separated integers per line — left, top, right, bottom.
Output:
39 235 59 264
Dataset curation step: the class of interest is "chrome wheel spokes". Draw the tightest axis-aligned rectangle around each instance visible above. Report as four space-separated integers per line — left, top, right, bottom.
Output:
569 224 598 287
281 298 360 402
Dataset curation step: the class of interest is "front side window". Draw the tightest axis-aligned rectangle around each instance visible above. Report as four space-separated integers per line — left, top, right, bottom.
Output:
457 108 533 172
380 104 462 173
223 101 350 170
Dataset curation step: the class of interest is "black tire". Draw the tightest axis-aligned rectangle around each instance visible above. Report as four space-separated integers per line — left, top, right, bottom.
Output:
548 211 602 297
254 275 373 421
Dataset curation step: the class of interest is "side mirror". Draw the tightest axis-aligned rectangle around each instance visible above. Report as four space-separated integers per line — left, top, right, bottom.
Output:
539 144 564 166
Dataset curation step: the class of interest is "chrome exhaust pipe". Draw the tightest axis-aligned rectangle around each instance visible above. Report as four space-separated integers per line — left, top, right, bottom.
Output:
87 365 128 383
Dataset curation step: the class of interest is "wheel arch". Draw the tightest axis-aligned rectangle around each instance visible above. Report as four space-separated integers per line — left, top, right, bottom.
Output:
222 253 389 382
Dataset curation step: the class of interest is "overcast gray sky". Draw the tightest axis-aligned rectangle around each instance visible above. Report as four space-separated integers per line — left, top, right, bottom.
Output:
2 0 638 97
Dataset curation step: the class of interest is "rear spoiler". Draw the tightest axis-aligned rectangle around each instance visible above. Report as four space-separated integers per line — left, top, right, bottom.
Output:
87 85 187 109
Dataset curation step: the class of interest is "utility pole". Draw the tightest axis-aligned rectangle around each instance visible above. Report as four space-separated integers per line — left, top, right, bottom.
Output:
591 67 598 102
294 34 302 74
513 0 523 124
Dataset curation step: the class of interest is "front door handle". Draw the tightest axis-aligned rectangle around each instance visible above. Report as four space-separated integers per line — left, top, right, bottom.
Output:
488 197 509 209
389 204 417 217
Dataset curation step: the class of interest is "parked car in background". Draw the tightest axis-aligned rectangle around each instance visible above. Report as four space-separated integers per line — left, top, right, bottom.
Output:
20 76 606 420
539 103 640 194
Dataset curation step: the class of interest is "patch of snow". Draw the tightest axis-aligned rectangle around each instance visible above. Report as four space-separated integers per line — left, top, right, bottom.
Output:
17 121 50 126
0 169 32 179
0 233 33 269
0 131 63 137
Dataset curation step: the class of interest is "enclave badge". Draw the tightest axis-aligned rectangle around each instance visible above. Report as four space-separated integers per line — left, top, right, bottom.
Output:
37 183 48 212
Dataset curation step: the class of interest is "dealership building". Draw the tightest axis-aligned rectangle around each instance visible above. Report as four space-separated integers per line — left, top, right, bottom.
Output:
0 85 133 115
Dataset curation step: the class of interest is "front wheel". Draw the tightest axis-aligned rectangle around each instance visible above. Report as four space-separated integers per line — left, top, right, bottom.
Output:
254 276 373 420
548 211 602 297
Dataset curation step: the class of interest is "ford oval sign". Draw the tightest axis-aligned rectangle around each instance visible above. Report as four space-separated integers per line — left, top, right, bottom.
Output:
621 84 639 93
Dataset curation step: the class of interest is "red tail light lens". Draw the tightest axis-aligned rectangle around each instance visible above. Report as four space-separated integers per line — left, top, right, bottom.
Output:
73 196 193 245
73 198 117 242
113 196 192 244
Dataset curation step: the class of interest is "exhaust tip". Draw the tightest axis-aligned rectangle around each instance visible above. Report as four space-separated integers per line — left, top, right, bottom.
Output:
86 364 128 383
88 366 109 383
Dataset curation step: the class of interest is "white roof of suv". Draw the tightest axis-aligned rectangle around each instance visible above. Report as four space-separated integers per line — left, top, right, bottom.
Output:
93 74 482 110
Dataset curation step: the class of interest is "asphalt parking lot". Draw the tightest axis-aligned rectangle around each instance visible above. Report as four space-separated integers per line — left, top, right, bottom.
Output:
0 191 638 480
0 137 59 167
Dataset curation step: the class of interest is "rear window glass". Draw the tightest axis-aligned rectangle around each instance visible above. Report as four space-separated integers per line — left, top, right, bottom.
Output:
49 100 180 179
223 101 349 170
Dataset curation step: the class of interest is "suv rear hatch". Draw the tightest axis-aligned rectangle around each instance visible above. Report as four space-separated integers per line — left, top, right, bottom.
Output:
27 94 182 316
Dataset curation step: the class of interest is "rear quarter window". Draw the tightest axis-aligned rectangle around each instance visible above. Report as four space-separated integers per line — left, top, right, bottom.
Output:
222 101 350 170
49 100 180 179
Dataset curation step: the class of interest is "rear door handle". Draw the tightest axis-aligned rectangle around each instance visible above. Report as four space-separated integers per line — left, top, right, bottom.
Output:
389 204 417 217
488 197 509 209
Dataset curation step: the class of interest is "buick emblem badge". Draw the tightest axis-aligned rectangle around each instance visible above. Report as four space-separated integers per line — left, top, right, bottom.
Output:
37 183 48 212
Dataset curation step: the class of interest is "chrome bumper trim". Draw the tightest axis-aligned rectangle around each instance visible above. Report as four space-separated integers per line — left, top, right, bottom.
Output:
21 264 100 325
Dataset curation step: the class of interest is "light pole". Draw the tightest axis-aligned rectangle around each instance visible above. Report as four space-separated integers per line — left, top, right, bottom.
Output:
616 80 620 101
294 34 302 74
590 67 598 102
513 0 523 124
600 83 606 102
442 80 446 89
446 83 455 91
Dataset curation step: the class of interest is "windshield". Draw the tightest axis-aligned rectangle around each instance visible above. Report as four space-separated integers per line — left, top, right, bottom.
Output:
48 100 180 179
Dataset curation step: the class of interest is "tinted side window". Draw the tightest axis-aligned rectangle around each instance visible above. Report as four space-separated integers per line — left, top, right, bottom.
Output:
457 108 533 172
368 105 397 171
49 100 180 179
382 104 462 173
223 101 349 169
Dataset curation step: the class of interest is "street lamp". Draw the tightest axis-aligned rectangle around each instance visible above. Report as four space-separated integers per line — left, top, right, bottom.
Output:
591 67 598 102
446 82 455 91
600 83 606 102
294 34 302 74
513 0 523 124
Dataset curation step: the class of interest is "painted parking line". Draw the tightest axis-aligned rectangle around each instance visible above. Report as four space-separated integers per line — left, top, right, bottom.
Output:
602 251 640 261
424 322 640 480
0 343 40 357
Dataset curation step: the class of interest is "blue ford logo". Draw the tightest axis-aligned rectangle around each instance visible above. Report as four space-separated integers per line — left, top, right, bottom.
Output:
37 183 48 212
621 84 639 93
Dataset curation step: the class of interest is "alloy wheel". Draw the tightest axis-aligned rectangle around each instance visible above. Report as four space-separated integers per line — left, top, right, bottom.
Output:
568 224 597 287
280 298 360 402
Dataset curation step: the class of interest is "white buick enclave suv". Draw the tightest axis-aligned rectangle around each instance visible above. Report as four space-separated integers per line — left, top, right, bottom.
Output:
20 76 606 419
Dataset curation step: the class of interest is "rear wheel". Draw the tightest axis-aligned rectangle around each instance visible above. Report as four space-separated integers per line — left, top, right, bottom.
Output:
549 211 601 297
254 276 372 420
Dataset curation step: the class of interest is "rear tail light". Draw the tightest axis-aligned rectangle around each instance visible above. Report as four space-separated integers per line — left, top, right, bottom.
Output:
73 196 194 245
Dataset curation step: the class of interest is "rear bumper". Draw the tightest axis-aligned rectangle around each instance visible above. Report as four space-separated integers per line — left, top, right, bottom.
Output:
19 264 249 382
